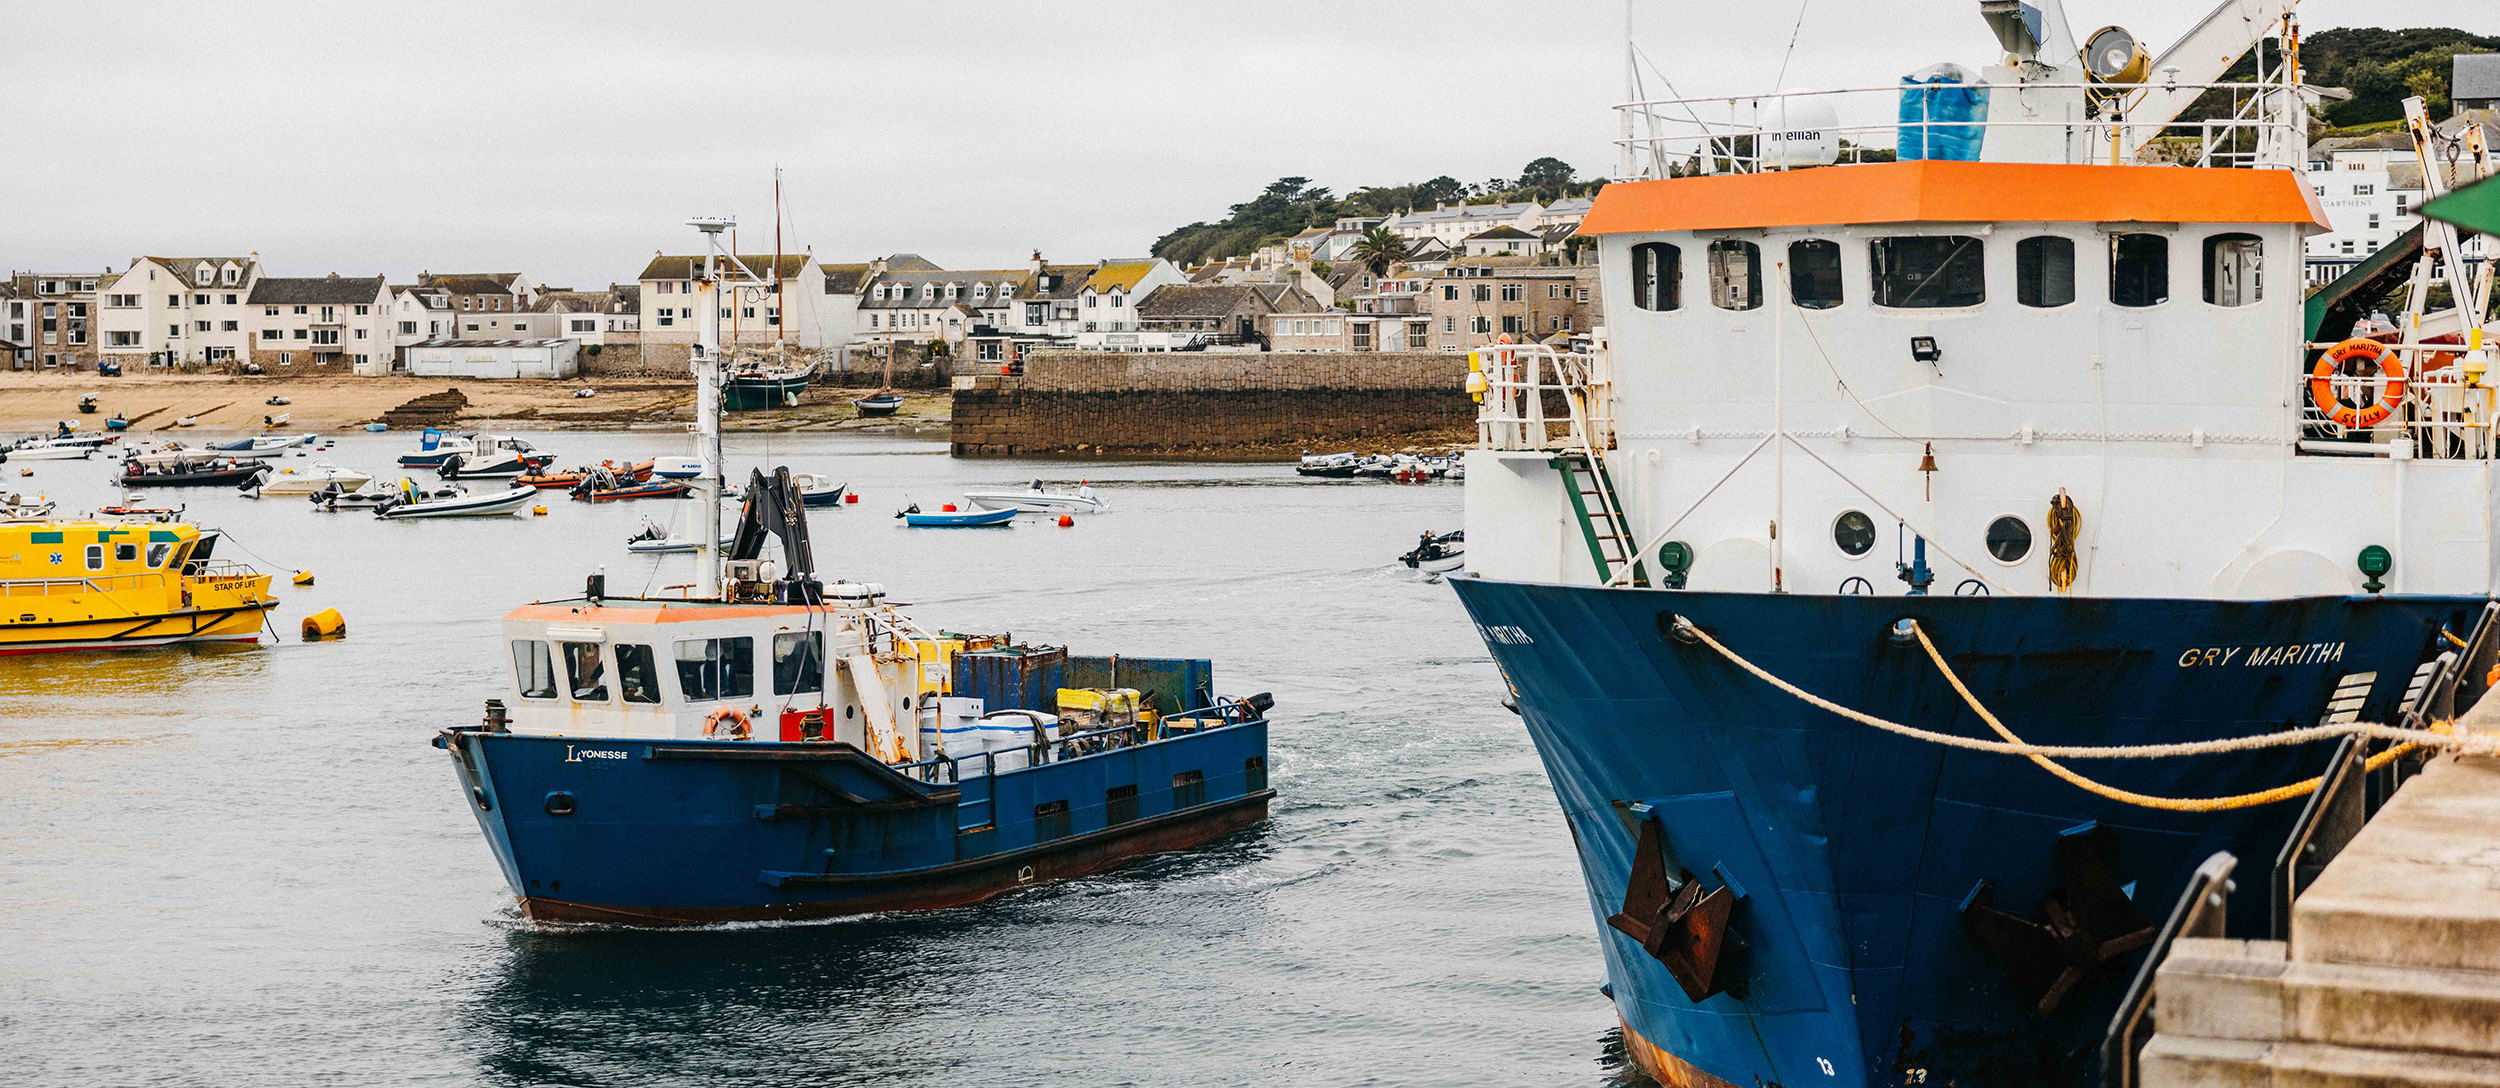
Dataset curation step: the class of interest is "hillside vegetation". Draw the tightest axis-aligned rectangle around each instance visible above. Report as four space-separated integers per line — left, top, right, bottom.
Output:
1150 158 1603 267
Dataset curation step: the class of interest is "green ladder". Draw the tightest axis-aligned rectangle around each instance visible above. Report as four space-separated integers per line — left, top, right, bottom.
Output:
1553 450 1647 587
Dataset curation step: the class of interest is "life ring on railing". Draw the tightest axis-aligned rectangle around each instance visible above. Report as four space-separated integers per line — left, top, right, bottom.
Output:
702 706 752 740
2309 338 2407 429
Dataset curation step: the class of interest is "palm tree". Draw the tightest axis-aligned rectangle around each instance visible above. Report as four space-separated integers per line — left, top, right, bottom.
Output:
1349 225 1412 277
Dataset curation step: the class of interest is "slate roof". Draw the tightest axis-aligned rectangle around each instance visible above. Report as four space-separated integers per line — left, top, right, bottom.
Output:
144 256 257 289
248 275 387 305
1030 263 1093 300
2457 54 2500 102
1398 201 1539 224
608 284 640 310
530 292 616 314
637 254 811 282
882 253 941 271
419 272 525 295
396 286 456 310
859 268 1025 310
1466 226 1538 241
820 262 874 294
1135 284 1271 320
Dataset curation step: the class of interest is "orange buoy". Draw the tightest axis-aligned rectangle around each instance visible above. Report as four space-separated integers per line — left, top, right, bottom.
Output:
942 503 957 512
845 493 859 504
1057 515 1073 527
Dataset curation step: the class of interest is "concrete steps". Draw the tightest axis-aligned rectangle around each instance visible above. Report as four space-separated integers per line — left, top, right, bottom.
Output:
2140 756 2500 1086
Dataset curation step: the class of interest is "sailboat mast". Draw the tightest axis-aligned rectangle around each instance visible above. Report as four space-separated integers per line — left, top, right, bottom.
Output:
773 167 786 350
690 216 732 601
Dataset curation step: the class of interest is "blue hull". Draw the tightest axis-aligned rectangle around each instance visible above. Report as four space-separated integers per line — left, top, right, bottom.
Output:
1447 579 2474 1087
436 721 1270 925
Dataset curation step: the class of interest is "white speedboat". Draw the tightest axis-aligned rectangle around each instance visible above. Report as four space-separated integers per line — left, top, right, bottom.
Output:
962 481 1109 515
310 482 408 512
123 443 221 467
375 481 536 519
651 455 704 480
205 435 306 459
1 438 96 462
249 461 374 497
624 518 703 554
1398 529 1465 574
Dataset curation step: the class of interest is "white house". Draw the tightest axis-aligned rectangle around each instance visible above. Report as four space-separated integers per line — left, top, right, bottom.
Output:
1386 202 1543 246
855 264 1028 347
1069 258 1182 335
391 286 459 362
246 275 393 373
638 253 824 350
96 255 261 368
404 338 580 379
2305 117 2498 285
525 288 639 347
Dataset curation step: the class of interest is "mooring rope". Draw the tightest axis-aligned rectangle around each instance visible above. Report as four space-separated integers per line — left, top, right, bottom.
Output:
1670 615 2498 806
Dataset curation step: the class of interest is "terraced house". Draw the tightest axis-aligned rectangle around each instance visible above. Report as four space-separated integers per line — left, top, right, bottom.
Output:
95 255 261 368
13 270 103 369
636 253 825 350
246 274 393 373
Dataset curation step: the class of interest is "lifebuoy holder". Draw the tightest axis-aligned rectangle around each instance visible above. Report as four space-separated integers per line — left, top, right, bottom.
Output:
2310 338 2407 429
702 706 752 740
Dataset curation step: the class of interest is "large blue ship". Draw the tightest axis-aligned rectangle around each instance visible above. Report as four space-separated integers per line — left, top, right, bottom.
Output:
436 216 1272 925
1454 1 2500 1083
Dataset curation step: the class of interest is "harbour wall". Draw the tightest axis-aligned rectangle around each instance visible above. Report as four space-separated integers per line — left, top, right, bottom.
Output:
947 352 1471 458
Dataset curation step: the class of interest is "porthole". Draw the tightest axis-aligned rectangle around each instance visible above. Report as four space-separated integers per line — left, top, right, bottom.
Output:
1832 511 1876 557
543 791 577 817
1986 516 2033 564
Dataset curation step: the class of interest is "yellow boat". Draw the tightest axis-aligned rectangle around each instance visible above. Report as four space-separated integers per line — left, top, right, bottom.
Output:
0 519 278 655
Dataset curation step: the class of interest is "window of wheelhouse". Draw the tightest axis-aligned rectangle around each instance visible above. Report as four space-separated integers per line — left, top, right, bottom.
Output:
1788 239 1842 309
1869 236 1984 308
145 542 172 568
616 644 661 704
511 640 558 699
1707 240 1761 310
2016 236 2075 307
773 631 823 696
2109 232 2169 307
1629 242 1679 311
560 642 610 701
2203 233 2263 307
84 544 104 571
675 636 754 701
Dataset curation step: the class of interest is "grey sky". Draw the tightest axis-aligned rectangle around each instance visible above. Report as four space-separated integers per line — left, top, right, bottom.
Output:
5 0 2488 288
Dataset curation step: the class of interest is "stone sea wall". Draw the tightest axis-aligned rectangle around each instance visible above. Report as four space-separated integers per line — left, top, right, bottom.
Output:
949 351 1470 457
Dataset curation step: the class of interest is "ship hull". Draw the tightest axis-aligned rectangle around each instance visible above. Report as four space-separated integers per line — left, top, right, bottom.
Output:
723 374 811 411
440 722 1270 925
1447 578 2475 1087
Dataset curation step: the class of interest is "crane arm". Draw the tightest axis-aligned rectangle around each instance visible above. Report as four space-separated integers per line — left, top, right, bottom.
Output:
2122 0 2299 155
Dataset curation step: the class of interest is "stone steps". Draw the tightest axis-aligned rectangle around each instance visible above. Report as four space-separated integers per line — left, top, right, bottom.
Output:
2141 756 2500 1087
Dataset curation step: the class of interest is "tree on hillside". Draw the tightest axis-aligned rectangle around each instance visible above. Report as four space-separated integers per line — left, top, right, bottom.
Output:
1414 176 1465 207
1516 157 1577 201
1349 225 1412 276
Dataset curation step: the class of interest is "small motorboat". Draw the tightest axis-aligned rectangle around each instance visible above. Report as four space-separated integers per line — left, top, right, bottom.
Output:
265 396 292 407
1399 529 1466 574
99 496 180 518
518 460 652 490
853 391 903 417
4 492 61 519
793 472 845 507
309 481 410 512
1294 451 1363 479
262 413 292 429
247 461 374 497
205 435 305 459
576 479 692 503
1 438 96 462
897 503 1015 528
365 423 388 433
440 449 555 480
624 518 701 554
175 416 198 427
963 481 1108 515
122 460 271 488
375 480 536 519
104 415 130 432
573 388 596 399
77 393 98 415
96 361 121 377
397 428 476 468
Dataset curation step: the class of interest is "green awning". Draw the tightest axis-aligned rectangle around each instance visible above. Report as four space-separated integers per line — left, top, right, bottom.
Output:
2422 175 2500 236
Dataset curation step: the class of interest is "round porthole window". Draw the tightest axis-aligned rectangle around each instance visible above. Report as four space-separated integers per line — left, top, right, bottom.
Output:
1986 516 2033 563
1832 511 1876 557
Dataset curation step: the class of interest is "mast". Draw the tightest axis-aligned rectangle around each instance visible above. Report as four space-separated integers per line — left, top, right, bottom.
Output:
1619 0 1637 180
773 166 786 351
689 215 733 600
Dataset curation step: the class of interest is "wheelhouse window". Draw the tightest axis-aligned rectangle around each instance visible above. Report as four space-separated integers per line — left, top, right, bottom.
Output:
2016 236 2076 307
674 637 754 701
511 640 558 699
145 542 172 567
1788 239 1843 309
1707 240 1761 311
84 544 103 571
773 631 823 695
616 644 662 705
2203 233 2263 307
562 642 609 702
2110 232 2169 307
1869 236 1984 308
114 543 138 562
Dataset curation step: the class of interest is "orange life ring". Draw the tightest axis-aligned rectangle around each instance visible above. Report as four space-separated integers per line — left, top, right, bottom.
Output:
702 706 752 740
2309 338 2407 429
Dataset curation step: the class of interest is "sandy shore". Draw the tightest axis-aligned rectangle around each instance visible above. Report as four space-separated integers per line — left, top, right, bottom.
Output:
0 372 949 437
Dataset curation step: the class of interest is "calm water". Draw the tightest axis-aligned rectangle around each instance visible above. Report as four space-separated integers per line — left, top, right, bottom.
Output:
0 430 1637 1088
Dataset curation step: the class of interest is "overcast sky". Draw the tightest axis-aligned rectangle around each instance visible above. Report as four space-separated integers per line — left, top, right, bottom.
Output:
5 0 2490 288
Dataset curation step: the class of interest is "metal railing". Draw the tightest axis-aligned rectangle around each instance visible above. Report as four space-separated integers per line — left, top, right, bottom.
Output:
1475 342 1613 453
2100 851 2238 1088
2300 348 2500 460
1616 78 2305 176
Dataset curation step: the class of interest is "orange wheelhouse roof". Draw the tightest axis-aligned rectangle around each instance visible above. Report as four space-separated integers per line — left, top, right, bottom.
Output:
1578 160 2331 235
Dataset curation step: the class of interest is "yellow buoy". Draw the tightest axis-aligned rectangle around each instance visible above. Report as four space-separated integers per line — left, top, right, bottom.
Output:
301 608 346 641
16 468 29 477
532 505 548 516
292 570 315 586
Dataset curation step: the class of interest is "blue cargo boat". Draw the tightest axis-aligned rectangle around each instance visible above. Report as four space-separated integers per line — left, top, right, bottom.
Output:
435 217 1272 925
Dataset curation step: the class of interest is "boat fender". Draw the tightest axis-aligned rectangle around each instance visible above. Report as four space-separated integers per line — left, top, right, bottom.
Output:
292 570 315 586
2309 338 2407 429
301 608 346 641
703 706 753 741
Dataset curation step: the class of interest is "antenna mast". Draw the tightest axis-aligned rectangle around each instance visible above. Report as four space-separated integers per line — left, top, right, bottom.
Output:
1619 0 1638 180
688 215 734 600
773 166 786 350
